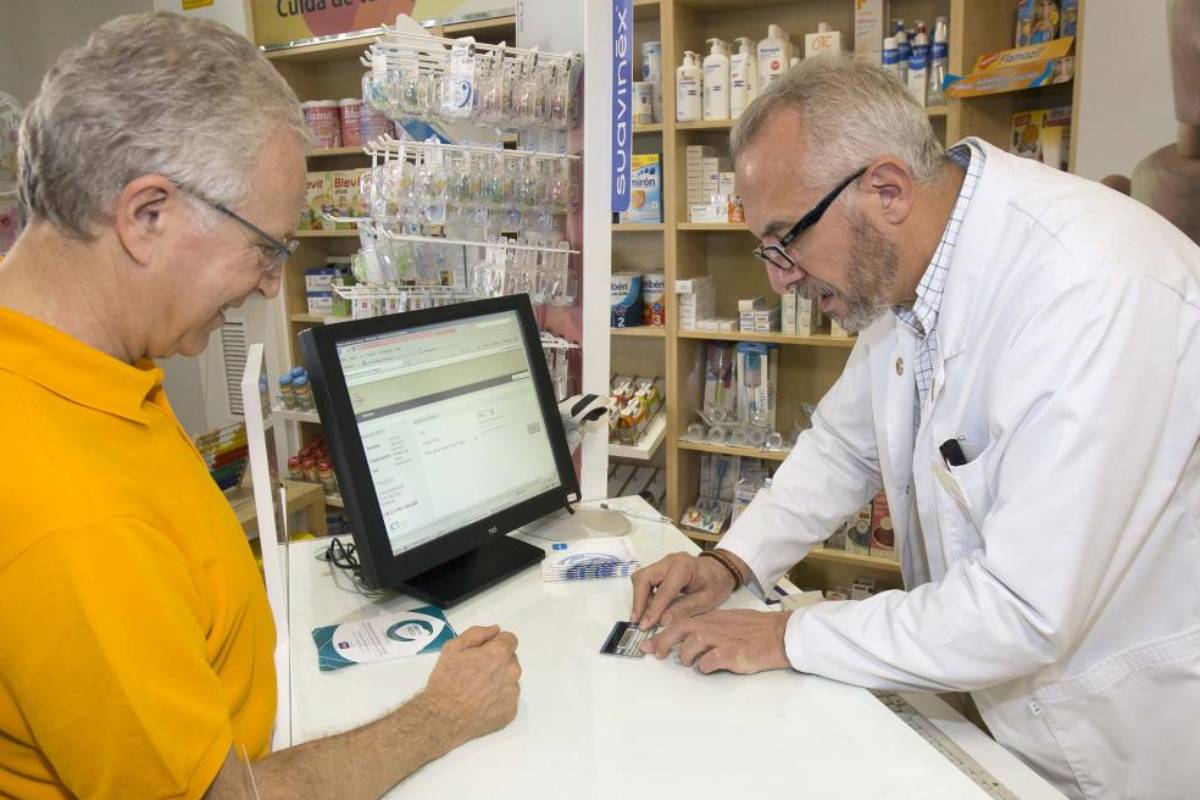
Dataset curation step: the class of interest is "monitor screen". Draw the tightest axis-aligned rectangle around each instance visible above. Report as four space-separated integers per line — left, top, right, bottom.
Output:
335 309 561 557
299 294 576 606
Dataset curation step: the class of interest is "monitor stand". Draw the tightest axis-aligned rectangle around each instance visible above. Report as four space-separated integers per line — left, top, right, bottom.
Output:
395 536 545 609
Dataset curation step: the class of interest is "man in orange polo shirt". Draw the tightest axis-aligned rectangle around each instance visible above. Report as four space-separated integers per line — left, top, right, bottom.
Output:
0 13 521 800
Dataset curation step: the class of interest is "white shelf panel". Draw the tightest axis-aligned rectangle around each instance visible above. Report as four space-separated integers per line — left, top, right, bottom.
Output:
608 414 666 461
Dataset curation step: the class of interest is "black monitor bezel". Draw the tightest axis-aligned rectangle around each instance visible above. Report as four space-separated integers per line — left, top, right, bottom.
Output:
299 294 579 590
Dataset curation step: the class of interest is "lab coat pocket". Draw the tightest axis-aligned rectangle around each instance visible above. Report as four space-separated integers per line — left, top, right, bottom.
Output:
1031 626 1200 800
931 456 990 561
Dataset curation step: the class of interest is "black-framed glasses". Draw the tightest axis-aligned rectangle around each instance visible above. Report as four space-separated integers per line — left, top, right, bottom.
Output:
750 166 868 271
176 182 299 273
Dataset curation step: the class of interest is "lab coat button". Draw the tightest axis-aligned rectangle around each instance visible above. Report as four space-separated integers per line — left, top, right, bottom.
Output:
895 357 905 376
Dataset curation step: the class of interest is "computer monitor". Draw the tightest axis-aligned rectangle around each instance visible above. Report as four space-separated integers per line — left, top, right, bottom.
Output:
299 294 579 607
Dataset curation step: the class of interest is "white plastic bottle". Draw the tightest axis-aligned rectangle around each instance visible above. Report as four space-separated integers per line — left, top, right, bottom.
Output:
882 36 900 80
907 32 928 106
702 38 730 120
757 24 790 89
894 23 910 83
928 17 949 106
676 50 702 123
730 36 758 119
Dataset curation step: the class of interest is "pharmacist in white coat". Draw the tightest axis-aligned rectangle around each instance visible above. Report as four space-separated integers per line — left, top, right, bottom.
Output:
631 56 1200 800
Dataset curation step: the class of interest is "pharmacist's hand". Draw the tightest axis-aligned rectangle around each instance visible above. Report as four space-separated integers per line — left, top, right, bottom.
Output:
419 625 521 748
630 553 737 630
641 608 793 674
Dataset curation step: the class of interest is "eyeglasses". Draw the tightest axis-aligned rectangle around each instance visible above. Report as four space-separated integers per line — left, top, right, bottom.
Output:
176 183 299 274
750 166 868 271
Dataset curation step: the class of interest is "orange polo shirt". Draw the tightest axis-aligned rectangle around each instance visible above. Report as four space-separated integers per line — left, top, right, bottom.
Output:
0 309 275 799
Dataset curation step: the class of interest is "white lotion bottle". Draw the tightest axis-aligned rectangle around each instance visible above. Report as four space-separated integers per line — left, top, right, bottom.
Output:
702 38 731 120
757 24 790 89
676 50 703 123
730 36 758 119
906 32 928 106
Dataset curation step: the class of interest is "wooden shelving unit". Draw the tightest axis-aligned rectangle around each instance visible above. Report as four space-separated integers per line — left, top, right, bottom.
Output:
613 0 1087 593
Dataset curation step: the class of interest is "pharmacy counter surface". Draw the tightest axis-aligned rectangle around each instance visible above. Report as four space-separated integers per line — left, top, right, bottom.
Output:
287 497 1064 799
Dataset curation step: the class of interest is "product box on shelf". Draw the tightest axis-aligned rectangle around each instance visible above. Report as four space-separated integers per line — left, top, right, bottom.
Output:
854 0 889 63
643 273 666 326
620 154 662 223
611 273 644 328
844 503 873 555
869 492 898 561
1060 0 1078 37
805 27 844 59
303 170 365 231
1010 106 1072 172
1016 0 1059 46
947 37 1074 99
782 291 823 334
678 276 716 330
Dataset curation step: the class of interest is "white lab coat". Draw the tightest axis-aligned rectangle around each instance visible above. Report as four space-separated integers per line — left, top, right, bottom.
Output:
721 139 1200 800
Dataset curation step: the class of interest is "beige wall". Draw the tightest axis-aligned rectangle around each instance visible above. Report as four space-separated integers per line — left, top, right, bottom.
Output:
1074 0 1178 181
0 0 155 105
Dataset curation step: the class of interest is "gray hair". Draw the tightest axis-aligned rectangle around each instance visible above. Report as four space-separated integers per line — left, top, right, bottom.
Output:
730 54 946 187
18 12 310 239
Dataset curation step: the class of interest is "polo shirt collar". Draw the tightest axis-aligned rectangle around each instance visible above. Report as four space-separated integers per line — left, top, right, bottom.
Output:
0 308 164 425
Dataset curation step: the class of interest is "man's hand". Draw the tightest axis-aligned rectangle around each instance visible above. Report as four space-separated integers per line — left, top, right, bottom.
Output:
417 625 521 748
640 609 794 674
630 552 740 630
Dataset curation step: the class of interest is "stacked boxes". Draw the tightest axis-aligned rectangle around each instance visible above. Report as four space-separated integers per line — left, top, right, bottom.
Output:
738 296 780 333
782 291 824 334
305 260 354 317
677 276 716 330
686 146 732 222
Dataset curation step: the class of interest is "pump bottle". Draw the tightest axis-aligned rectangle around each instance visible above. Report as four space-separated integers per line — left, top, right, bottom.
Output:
730 36 758 119
676 50 702 123
702 38 730 120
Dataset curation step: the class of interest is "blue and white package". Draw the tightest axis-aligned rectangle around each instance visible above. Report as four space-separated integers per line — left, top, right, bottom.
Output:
542 537 640 581
312 605 456 671
611 272 644 328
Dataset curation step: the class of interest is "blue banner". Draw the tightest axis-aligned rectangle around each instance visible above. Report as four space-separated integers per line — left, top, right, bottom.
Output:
610 0 633 212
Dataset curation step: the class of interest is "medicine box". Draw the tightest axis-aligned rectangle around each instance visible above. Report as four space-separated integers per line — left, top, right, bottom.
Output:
782 292 823 334
1010 107 1072 172
621 154 663 223
304 170 365 231
853 0 888 63
805 29 843 59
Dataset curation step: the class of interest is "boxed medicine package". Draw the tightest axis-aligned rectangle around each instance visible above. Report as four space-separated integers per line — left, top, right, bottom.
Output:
1010 106 1071 172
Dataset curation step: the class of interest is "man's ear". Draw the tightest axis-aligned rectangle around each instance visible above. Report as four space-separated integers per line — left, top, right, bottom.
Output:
112 175 175 266
863 158 916 225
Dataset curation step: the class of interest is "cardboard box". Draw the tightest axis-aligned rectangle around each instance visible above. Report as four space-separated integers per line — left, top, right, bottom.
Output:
1010 107 1072 172
948 38 1075 99
621 154 663 223
805 29 844 59
718 172 736 199
853 0 888 63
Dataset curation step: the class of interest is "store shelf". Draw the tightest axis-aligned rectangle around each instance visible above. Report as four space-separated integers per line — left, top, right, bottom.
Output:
677 222 750 231
676 119 733 131
677 440 789 462
678 106 946 129
612 222 665 232
290 313 349 326
678 329 856 348
805 548 901 573
308 146 369 158
325 494 344 509
609 414 667 461
295 229 359 238
681 529 722 544
273 407 321 424
611 326 666 338
441 14 516 37
262 31 382 64
634 122 664 134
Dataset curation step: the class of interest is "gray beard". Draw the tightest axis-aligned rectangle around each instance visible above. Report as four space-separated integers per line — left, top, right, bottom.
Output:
817 211 899 332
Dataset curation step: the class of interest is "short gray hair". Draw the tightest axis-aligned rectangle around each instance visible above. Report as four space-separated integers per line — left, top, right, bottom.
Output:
731 54 946 187
18 12 309 239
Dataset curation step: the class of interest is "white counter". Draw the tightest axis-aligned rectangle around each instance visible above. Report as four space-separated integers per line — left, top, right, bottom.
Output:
286 497 1064 799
